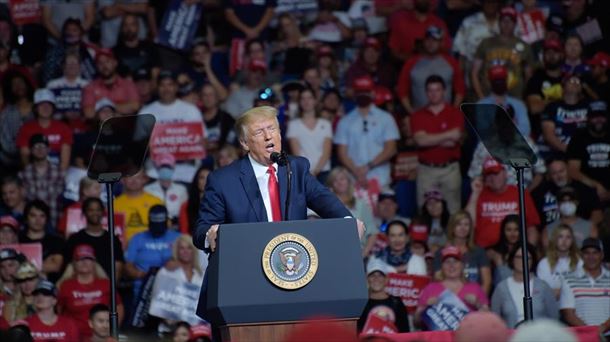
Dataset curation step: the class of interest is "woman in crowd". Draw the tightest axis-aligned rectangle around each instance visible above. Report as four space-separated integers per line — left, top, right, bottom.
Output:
18 200 64 282
487 214 522 285
375 220 427 275
433 210 492 295
151 235 204 334
2 261 39 323
316 45 340 90
491 243 558 328
56 244 123 338
562 34 588 76
179 165 213 235
287 87 333 182
325 167 376 254
537 224 583 299
420 189 450 252
319 88 345 127
57 176 102 236
172 321 191 342
415 246 489 328
545 187 595 248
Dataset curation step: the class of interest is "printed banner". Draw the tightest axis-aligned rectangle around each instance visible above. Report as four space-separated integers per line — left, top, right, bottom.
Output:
4 243 42 270
385 273 430 313
362 313 398 335
517 9 545 44
148 273 204 325
65 207 125 244
9 0 41 25
51 87 82 114
421 290 469 331
156 0 203 50
150 122 206 161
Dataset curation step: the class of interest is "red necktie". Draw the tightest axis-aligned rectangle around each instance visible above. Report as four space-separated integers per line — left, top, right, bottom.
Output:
267 166 282 221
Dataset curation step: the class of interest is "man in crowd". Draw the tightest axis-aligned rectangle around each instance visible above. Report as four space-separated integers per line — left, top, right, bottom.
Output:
525 39 565 129
560 238 610 334
567 101 610 202
144 154 188 223
0 215 19 245
398 26 465 113
201 83 237 158
18 135 65 226
114 171 163 242
539 74 589 159
0 176 27 223
64 197 124 279
411 75 464 213
112 13 159 77
224 59 269 119
335 76 400 188
345 37 394 98
583 52 610 102
25 280 80 341
82 49 140 118
101 4 149 49
472 6 534 100
466 157 540 248
0 248 20 302
532 158 602 227
183 40 228 99
88 304 112 342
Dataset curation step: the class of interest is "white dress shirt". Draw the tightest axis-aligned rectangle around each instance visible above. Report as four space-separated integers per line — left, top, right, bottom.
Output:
248 153 278 222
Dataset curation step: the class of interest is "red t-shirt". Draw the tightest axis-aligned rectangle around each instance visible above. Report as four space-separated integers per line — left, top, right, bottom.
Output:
475 185 540 248
410 104 464 164
16 120 73 153
81 77 139 110
57 278 119 337
388 10 451 58
25 314 80 341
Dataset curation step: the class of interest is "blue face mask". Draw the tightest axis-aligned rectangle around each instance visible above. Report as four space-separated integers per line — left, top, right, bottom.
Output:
158 167 174 181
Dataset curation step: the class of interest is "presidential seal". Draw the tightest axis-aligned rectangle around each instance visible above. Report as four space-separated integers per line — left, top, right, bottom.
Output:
262 233 318 290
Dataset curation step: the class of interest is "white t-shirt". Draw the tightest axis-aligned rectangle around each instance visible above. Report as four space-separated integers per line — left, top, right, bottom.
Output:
144 181 188 219
140 99 204 125
507 276 534 323
537 256 583 290
286 118 333 172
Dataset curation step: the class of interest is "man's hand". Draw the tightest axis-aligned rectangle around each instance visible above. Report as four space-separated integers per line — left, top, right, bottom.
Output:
207 224 220 252
356 219 366 240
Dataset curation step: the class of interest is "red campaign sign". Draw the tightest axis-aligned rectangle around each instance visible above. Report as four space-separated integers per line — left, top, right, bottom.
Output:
385 273 430 314
150 122 206 161
518 10 546 44
4 243 42 270
371 233 388 255
65 207 126 246
9 0 41 25
361 313 398 335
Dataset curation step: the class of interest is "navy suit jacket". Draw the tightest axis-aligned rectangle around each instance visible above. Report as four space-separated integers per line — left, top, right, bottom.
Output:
193 155 352 250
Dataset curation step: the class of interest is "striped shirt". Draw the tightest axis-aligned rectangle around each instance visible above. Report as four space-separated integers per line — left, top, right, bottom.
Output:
559 268 610 325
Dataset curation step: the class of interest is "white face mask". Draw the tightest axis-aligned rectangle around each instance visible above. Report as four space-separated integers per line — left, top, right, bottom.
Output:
559 201 577 217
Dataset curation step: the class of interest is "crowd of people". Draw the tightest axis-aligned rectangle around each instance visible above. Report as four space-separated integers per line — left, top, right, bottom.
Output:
0 0 610 340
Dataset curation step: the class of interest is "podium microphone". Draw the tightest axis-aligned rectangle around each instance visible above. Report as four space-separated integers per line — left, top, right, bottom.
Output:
270 151 291 220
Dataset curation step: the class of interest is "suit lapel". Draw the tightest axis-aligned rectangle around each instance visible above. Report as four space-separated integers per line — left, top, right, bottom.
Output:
239 157 267 222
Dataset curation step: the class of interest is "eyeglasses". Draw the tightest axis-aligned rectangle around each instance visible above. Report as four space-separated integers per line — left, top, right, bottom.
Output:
363 120 368 133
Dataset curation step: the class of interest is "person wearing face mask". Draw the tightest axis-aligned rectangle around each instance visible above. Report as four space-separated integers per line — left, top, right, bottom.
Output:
124 204 180 300
545 187 596 248
334 76 400 189
567 100 610 202
145 154 188 226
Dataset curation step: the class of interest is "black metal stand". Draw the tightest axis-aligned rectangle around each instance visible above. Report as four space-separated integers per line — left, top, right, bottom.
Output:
100 173 121 339
284 160 292 221
510 159 533 322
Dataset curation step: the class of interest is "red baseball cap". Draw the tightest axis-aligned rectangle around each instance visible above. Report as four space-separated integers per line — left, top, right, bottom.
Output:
154 153 176 168
409 224 429 242
588 52 610 68
317 45 334 57
353 75 374 92
543 38 563 51
0 216 19 232
248 59 267 73
482 157 504 175
95 48 114 62
374 86 393 106
73 244 96 261
189 324 212 341
488 65 508 81
363 37 381 50
499 6 517 21
441 245 462 261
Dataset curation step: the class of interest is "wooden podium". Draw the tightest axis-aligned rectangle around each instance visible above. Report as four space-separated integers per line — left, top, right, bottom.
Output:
199 218 368 342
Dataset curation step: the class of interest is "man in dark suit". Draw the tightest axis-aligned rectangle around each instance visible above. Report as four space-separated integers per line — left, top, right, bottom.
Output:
194 106 365 252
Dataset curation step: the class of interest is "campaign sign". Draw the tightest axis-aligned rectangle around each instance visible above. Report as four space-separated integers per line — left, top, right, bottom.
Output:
150 122 206 161
517 9 545 44
385 273 430 313
51 87 82 114
148 274 203 325
361 313 398 335
4 243 42 270
156 0 202 51
421 302 469 331
9 0 41 25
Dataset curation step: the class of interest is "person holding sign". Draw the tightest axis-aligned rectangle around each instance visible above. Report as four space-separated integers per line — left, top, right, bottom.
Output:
414 246 489 329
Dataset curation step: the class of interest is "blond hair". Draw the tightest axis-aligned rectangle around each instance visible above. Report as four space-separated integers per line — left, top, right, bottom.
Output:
547 224 580 272
446 210 475 251
56 260 108 289
325 166 356 208
173 234 202 276
235 106 279 144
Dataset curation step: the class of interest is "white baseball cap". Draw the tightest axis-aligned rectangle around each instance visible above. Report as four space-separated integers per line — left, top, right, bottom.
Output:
34 88 56 105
